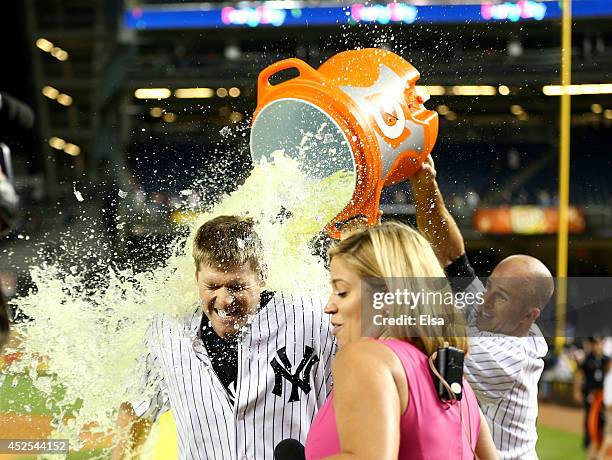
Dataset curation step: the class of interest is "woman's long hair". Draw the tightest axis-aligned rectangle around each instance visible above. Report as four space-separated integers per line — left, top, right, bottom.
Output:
329 221 467 356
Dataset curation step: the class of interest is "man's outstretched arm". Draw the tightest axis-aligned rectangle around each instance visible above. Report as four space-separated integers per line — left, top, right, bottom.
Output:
111 402 152 460
410 155 465 268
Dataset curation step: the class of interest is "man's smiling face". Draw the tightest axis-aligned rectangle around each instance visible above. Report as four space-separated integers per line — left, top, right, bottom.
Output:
196 262 264 339
477 264 534 336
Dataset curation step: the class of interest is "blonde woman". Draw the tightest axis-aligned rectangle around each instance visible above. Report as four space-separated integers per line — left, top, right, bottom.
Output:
305 222 498 460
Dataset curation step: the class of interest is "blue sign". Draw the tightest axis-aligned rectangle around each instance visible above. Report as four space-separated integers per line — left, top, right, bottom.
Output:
124 1 612 30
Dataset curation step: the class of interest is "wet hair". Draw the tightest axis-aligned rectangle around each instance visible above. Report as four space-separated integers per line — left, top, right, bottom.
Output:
193 215 266 277
328 221 468 356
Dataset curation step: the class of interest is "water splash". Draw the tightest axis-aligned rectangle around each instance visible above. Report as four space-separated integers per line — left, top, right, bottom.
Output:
3 151 354 453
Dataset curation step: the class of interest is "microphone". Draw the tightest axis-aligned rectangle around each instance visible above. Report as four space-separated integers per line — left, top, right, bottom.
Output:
274 439 305 460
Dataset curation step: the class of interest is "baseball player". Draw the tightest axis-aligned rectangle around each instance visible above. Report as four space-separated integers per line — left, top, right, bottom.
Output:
410 156 553 460
113 215 335 460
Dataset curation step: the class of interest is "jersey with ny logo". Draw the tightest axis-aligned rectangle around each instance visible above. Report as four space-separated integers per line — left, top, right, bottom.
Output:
132 292 336 460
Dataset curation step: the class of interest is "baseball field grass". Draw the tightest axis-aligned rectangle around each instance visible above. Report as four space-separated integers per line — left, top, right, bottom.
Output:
0 371 587 459
537 425 583 460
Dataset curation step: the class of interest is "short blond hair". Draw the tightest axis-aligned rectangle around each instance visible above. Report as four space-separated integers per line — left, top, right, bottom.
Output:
193 215 265 275
328 221 467 356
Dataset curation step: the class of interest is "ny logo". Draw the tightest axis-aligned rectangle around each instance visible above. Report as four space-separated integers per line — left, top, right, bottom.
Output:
270 346 319 402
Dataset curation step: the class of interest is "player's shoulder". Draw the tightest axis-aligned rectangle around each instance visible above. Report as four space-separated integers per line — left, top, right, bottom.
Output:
145 307 197 344
270 292 326 313
469 329 527 357
149 310 188 329
268 292 331 331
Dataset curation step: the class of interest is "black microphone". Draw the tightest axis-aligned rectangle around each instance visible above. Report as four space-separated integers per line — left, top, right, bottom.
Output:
274 439 306 460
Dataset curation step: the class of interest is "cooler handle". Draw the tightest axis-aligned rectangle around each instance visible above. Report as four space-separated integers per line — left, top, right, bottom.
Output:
257 58 325 105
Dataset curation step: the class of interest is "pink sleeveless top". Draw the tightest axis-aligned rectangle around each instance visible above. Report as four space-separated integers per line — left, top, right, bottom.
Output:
305 339 480 459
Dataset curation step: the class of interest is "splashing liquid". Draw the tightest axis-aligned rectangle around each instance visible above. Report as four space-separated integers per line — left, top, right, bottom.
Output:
3 151 354 454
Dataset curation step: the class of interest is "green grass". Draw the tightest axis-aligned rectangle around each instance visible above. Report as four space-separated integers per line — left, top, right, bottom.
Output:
3 371 587 459
537 425 583 460
0 372 103 459
0 373 80 415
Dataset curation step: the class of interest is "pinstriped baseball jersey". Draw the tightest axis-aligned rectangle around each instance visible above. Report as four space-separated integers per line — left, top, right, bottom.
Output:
464 326 547 460
132 292 336 460
446 255 548 460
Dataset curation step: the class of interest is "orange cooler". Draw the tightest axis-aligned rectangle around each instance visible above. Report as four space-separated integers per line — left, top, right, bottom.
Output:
250 48 438 237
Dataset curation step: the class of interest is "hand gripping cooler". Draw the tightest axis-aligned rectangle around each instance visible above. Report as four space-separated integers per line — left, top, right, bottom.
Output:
250 48 438 238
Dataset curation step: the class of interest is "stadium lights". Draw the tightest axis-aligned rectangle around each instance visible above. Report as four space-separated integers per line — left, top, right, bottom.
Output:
48 137 81 156
48 137 66 150
510 105 524 115
36 38 69 61
591 104 603 114
63 143 81 156
137 87 243 100
229 111 243 123
436 105 449 115
42 86 73 106
175 88 214 98
135 88 171 99
150 107 164 117
419 85 445 96
55 50 69 61
42 86 60 99
604 109 612 120
542 84 612 96
56 93 73 106
451 85 497 96
35 38 53 52
418 85 503 96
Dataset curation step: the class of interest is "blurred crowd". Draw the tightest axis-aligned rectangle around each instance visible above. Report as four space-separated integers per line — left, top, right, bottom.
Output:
541 336 612 457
